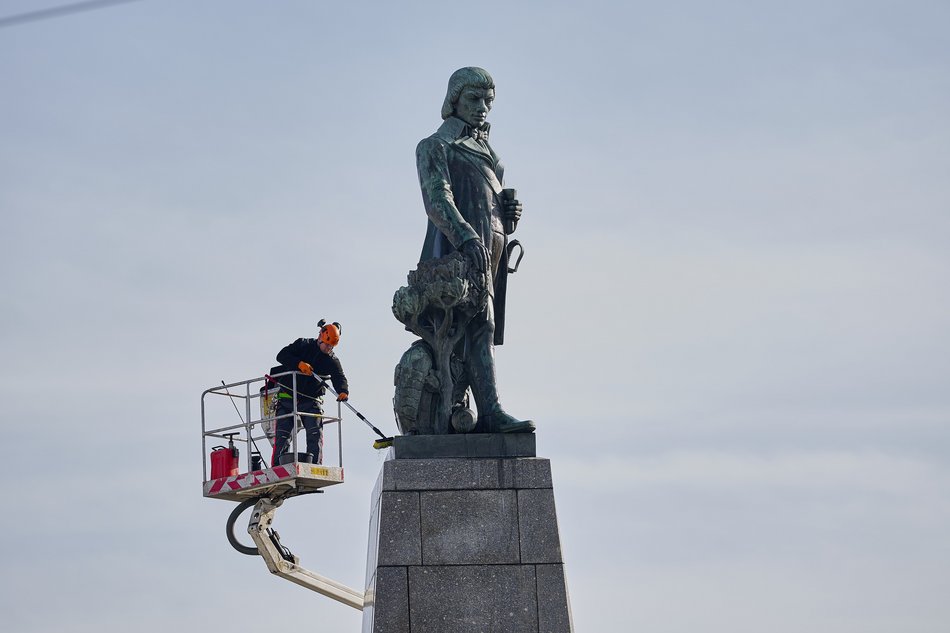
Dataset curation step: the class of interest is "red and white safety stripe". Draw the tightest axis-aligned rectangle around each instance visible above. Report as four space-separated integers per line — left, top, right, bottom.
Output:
205 465 294 496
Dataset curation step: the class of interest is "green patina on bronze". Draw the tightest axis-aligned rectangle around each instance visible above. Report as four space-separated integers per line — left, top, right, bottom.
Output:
392 67 534 437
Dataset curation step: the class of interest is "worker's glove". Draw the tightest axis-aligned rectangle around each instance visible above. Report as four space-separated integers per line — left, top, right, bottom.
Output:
297 361 314 376
336 392 349 402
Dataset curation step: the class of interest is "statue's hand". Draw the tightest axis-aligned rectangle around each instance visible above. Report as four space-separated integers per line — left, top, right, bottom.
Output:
461 238 489 276
502 197 522 224
501 188 521 234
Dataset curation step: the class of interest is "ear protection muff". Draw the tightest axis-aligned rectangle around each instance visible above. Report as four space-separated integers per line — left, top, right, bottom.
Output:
317 319 341 347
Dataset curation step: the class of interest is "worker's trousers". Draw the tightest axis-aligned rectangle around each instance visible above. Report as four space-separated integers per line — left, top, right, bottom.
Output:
272 397 323 466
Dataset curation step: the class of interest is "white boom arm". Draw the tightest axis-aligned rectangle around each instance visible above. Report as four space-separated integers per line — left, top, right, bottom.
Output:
247 498 365 610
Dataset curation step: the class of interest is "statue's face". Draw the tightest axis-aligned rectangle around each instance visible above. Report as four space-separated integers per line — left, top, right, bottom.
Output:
454 86 494 129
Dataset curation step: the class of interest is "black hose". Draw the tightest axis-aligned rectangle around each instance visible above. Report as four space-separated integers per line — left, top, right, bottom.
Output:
225 498 260 556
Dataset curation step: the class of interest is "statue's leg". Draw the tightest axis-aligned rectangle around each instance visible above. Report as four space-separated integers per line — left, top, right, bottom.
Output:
489 230 505 279
462 230 535 433
465 302 535 433
465 302 500 431
466 228 506 427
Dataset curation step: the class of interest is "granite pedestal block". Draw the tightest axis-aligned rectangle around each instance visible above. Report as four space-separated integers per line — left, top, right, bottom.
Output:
362 442 573 633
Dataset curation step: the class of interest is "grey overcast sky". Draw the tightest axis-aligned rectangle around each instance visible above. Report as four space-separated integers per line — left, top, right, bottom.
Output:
1 1 948 631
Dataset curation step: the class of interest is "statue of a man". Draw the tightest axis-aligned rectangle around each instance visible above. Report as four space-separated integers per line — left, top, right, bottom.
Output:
415 67 534 434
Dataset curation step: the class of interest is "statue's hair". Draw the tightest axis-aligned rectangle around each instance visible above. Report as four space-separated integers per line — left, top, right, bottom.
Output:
441 67 495 120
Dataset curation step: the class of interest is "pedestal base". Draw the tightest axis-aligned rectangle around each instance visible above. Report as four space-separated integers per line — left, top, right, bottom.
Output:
362 441 573 633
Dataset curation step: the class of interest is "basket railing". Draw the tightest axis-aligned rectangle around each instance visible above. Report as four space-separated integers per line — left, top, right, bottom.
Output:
200 371 344 482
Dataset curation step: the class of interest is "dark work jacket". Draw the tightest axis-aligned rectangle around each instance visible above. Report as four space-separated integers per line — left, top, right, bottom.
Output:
416 116 511 345
271 338 348 401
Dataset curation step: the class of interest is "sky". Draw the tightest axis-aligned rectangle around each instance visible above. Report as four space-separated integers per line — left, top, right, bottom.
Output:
1 0 948 631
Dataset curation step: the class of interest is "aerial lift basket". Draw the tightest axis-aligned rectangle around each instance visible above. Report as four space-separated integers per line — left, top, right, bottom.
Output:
201 373 345 503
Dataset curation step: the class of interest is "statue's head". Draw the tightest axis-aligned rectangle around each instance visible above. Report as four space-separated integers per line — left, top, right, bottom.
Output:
441 67 495 122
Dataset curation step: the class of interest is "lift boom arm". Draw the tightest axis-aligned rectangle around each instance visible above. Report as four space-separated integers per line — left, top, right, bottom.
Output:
247 498 365 610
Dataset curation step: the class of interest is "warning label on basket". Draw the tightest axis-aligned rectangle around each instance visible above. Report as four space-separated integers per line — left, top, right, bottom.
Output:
310 466 330 477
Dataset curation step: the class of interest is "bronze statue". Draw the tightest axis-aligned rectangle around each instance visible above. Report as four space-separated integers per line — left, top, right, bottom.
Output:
393 67 534 435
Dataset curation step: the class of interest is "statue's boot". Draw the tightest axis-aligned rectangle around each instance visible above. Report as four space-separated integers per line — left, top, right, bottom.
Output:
468 354 535 433
480 410 536 434
464 308 535 433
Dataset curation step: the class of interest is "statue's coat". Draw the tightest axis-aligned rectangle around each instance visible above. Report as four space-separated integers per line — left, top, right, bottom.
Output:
416 116 511 345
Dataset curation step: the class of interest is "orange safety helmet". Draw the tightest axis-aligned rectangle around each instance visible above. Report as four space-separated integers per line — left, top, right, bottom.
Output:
317 319 342 347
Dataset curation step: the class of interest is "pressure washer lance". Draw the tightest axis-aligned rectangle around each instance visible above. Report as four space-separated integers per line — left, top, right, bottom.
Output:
346 402 395 450
266 373 395 449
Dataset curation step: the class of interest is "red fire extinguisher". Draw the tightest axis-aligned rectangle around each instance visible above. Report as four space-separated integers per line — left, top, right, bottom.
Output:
210 432 240 479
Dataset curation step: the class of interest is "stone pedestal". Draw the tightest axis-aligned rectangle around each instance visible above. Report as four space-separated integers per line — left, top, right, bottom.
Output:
362 435 573 633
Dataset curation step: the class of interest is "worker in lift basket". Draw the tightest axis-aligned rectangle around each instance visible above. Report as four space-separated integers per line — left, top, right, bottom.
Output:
270 319 349 466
